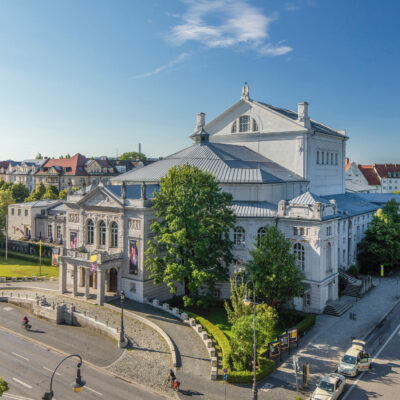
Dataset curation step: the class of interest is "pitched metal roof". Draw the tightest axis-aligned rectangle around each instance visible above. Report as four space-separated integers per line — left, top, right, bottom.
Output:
255 101 344 137
289 191 331 205
352 193 400 206
105 184 159 201
231 201 277 218
112 142 305 184
322 193 379 217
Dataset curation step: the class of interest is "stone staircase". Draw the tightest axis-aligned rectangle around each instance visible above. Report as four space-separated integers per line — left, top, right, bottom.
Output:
339 269 363 297
323 300 352 317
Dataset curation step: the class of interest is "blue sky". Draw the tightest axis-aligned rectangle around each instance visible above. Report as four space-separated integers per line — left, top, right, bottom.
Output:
0 0 399 164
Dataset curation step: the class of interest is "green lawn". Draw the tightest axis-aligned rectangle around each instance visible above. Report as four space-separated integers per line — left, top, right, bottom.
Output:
0 256 59 278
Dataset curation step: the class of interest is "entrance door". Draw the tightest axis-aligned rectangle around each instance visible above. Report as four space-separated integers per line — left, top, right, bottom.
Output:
109 268 118 292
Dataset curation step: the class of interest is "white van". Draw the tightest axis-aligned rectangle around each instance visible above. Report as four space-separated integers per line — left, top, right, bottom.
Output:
337 340 372 377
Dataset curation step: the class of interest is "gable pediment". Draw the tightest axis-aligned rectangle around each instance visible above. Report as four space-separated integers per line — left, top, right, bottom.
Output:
80 188 122 209
206 99 306 138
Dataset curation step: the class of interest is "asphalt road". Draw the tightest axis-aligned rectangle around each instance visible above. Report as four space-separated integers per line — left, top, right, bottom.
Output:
341 303 400 400
0 328 170 400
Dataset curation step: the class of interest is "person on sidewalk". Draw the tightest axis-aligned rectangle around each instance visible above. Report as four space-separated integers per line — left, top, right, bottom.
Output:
173 380 180 392
168 369 176 388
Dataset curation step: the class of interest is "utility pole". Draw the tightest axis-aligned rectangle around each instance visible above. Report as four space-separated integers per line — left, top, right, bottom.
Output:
5 213 8 261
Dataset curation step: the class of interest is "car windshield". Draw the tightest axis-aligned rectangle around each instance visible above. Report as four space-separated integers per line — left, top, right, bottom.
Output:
342 355 356 364
319 381 334 392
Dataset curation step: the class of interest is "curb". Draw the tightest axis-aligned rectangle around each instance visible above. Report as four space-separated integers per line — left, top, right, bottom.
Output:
362 297 400 342
0 324 174 400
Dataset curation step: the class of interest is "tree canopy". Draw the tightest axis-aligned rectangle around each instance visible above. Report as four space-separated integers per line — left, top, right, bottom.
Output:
0 190 15 229
245 225 305 304
358 200 400 273
145 165 236 306
42 185 59 200
119 151 146 161
35 153 43 159
0 377 9 396
10 182 29 203
25 182 46 202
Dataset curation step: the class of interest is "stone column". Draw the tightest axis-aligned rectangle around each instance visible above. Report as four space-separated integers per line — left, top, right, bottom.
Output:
85 268 90 300
72 265 78 297
97 269 105 306
79 267 85 287
60 262 67 294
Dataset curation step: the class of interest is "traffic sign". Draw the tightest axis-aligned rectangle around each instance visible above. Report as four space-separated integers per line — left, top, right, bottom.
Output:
223 373 228 381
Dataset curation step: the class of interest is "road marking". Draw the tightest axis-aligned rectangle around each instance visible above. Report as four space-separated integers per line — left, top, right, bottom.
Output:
43 366 61 375
4 394 34 400
85 386 103 396
12 378 32 389
342 320 400 400
260 382 274 392
11 352 29 361
3 307 13 311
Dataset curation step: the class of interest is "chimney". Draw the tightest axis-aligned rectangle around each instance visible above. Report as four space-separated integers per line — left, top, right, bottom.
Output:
138 143 142 155
297 102 311 129
121 181 126 201
195 113 206 131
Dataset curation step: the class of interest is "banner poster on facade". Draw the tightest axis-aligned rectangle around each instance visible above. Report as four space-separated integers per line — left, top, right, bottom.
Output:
279 333 290 351
129 240 139 275
51 247 60 266
286 328 298 344
268 340 281 359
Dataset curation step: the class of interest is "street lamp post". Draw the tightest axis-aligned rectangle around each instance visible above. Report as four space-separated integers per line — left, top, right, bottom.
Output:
42 354 85 400
244 280 258 400
120 290 127 348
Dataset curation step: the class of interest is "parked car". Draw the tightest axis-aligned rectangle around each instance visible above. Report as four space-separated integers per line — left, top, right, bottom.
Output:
311 373 346 400
337 339 372 377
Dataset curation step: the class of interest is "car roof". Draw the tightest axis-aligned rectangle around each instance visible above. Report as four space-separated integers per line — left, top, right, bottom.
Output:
345 346 361 357
322 374 340 384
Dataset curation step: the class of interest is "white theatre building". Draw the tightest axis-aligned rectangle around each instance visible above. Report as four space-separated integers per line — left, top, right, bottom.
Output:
59 86 387 313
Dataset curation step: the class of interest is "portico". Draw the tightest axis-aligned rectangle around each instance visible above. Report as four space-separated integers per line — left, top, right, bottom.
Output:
60 249 123 305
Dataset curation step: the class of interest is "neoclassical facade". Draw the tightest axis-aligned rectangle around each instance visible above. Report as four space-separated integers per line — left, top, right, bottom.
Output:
58 86 391 313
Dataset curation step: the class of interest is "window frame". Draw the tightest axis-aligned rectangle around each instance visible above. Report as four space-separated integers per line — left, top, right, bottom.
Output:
111 221 118 248
293 243 305 272
233 226 246 247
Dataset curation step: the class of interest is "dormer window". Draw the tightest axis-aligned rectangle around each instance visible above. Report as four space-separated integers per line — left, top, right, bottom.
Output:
253 119 258 131
239 115 250 132
231 121 237 133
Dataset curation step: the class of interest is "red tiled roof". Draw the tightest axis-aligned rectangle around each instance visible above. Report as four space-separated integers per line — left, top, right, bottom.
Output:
373 163 400 179
358 165 381 186
38 153 87 175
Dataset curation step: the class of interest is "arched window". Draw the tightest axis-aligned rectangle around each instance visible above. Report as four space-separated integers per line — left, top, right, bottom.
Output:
234 226 246 247
293 243 305 272
111 222 118 248
87 219 94 244
239 115 250 132
257 227 266 245
231 121 237 133
99 220 106 247
253 118 258 131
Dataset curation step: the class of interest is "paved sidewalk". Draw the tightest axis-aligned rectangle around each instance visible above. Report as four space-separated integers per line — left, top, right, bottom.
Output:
263 274 400 399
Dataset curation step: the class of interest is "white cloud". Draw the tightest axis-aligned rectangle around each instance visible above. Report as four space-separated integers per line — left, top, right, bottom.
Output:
132 53 190 79
168 0 292 56
258 43 293 56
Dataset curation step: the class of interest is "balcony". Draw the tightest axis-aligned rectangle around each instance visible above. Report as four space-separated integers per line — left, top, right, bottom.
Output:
62 249 124 263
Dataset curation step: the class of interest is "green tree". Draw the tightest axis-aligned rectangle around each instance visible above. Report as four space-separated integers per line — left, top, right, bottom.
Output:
246 225 305 304
0 189 15 229
25 182 46 202
145 165 236 306
59 189 68 199
11 183 29 203
358 206 400 274
230 305 277 371
42 185 59 200
0 377 9 396
225 273 251 325
35 153 43 159
119 151 146 161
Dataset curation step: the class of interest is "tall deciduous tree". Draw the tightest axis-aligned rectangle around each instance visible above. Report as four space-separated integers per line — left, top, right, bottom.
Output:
358 203 400 274
246 225 305 304
43 185 59 200
25 182 46 202
0 190 15 229
145 165 236 306
11 183 29 203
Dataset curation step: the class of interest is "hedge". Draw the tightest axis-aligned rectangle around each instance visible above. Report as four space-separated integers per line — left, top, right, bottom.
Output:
0 249 51 265
227 357 275 384
186 311 232 369
296 313 316 336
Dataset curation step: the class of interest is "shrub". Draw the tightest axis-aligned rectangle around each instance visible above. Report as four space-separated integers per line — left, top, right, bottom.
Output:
296 314 316 336
187 311 231 369
227 357 275 383
348 265 359 278
0 249 51 265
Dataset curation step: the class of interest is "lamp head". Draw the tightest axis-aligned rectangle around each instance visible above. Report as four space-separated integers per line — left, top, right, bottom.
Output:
120 290 125 301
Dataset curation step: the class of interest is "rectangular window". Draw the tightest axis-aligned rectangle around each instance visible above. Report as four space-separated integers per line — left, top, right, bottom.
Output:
343 249 346 263
299 227 305 236
11 208 14 215
331 153 334 165
48 225 52 239
41 209 46 216
335 153 338 165
317 151 320 164
25 209 28 216
56 225 61 239
18 208 21 216
293 227 298 236
322 152 325 164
